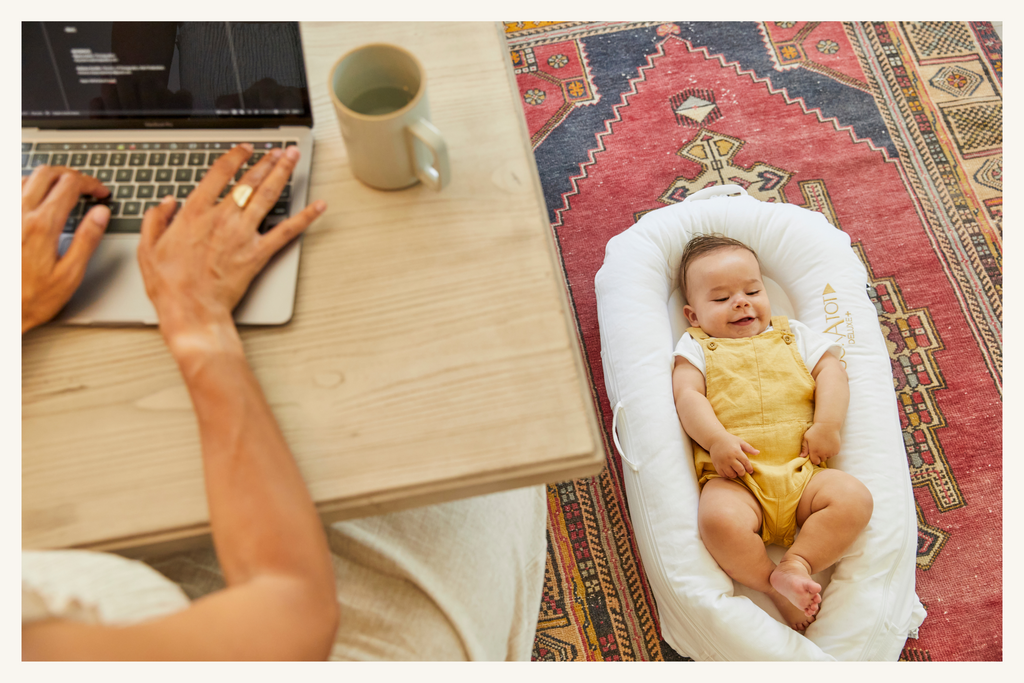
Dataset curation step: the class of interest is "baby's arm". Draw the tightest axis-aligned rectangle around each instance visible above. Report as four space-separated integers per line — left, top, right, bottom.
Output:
801 352 850 465
672 357 758 479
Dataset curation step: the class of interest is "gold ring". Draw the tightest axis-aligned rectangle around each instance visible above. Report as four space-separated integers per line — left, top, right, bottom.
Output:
231 184 254 209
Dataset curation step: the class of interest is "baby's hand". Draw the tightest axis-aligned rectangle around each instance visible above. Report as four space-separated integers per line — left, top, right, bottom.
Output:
709 434 758 479
800 422 842 465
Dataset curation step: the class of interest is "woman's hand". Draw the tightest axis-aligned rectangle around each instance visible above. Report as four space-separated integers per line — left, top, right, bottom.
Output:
137 143 325 349
21 166 111 333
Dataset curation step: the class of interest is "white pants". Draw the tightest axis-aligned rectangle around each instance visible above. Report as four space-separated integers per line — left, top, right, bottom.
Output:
146 485 549 660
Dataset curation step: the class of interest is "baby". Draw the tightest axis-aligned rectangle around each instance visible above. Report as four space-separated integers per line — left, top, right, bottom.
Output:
671 234 873 631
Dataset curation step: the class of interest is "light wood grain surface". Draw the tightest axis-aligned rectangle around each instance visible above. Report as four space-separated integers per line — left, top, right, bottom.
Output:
22 22 603 552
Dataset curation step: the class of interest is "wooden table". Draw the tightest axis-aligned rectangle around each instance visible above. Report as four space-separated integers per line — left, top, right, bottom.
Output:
22 22 603 554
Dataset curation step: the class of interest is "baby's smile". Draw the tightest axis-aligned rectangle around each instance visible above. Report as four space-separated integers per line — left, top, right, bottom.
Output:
683 246 772 339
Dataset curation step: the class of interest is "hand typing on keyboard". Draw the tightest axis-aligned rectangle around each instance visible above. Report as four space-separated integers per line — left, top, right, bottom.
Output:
21 144 323 336
23 140 297 236
136 143 325 354
21 166 111 333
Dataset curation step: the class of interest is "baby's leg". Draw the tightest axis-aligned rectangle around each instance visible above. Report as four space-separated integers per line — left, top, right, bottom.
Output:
771 469 873 615
699 478 815 630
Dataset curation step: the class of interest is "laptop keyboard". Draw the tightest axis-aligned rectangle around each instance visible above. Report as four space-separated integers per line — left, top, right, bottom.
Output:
22 141 297 234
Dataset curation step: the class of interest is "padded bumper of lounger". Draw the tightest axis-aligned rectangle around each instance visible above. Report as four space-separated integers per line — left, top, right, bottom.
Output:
594 185 925 661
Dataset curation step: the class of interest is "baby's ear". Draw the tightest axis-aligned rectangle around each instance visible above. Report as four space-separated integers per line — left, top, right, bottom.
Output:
682 304 699 326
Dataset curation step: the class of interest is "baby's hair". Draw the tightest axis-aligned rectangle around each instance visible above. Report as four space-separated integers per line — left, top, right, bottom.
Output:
680 233 759 301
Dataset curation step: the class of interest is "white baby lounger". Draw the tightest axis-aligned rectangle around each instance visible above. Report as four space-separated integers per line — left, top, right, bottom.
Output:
595 185 925 660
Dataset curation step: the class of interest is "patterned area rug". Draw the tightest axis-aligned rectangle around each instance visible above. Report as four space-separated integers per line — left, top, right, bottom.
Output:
503 21 1002 661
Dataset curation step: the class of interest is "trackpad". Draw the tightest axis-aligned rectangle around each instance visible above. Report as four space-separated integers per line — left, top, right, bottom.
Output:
55 235 158 325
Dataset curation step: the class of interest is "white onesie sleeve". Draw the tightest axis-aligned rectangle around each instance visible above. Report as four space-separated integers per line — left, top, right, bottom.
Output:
672 318 841 379
672 331 708 376
788 318 843 374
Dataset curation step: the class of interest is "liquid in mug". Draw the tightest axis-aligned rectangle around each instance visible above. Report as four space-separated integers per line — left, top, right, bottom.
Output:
348 86 414 115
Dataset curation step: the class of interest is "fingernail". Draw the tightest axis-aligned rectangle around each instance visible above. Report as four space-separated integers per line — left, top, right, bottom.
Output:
314 200 327 213
241 142 254 152
92 204 110 227
270 148 283 159
285 145 300 160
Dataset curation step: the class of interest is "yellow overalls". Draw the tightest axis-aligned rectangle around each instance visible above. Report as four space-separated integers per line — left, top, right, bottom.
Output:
688 316 825 547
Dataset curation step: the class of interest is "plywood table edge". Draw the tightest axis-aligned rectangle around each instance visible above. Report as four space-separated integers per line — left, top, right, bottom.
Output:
490 21 605 464
30 450 606 557
314 449 607 523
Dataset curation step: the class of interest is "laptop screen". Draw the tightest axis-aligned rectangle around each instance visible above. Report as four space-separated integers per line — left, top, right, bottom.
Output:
23 22 312 129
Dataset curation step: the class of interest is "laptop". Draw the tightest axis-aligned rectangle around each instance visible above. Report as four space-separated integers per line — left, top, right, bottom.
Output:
21 21 315 325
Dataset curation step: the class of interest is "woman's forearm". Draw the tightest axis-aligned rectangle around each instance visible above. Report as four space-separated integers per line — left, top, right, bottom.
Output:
20 142 339 660
166 316 334 598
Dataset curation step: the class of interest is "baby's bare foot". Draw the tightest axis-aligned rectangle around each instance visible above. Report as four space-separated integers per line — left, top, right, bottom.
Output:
767 587 816 631
769 558 822 618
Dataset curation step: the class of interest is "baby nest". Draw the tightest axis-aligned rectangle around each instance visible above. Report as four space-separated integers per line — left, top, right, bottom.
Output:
594 185 925 660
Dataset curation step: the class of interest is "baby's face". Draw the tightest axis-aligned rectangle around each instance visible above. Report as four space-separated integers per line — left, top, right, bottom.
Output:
683 247 771 338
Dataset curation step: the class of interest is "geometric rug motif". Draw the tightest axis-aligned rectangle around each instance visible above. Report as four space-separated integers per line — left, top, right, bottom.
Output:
854 242 965 517
974 156 1002 192
639 131 843 229
655 128 795 206
760 21 874 92
670 88 723 127
914 500 952 572
512 38 599 148
969 22 1002 86
855 22 1001 389
505 21 1002 661
900 21 977 61
928 64 984 98
937 98 1002 158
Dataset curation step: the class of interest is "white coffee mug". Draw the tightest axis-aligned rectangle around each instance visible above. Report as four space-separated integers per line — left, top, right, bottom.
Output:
329 43 450 191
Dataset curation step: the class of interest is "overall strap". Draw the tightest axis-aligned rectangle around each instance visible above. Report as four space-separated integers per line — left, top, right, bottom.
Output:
770 316 791 333
686 326 710 340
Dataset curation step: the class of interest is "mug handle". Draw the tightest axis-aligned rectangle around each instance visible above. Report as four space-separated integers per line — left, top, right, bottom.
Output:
406 119 450 191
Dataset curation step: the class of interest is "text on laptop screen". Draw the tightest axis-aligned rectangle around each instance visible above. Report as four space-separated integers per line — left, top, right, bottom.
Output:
23 22 311 125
